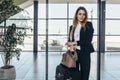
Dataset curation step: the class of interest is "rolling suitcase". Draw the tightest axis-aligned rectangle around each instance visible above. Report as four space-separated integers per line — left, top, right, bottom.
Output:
55 64 81 80
55 64 72 80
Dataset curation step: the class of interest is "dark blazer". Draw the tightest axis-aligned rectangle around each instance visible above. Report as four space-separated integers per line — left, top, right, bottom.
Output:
68 21 95 53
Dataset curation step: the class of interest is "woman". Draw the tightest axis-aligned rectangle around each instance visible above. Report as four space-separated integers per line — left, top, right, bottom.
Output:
65 6 95 80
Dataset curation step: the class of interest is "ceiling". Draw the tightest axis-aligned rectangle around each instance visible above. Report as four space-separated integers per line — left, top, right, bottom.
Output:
0 0 120 9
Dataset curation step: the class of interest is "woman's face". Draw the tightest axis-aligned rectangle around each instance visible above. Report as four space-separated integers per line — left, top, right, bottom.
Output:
77 9 86 22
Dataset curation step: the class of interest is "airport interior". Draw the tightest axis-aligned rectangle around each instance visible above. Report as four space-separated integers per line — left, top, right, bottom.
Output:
0 0 120 80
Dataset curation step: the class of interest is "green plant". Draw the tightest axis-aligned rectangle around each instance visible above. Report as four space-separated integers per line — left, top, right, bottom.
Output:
0 0 23 24
1 23 26 68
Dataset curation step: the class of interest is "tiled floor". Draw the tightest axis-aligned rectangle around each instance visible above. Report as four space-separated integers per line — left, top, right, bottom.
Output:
0 52 120 80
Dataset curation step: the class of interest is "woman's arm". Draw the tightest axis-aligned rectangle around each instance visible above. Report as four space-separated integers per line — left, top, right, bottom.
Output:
76 22 94 46
85 22 94 44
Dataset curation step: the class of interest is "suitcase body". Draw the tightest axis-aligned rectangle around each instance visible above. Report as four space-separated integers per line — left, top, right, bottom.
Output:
55 64 81 80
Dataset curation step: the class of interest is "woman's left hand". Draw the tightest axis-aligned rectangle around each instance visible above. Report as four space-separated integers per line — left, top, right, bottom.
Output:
70 45 76 51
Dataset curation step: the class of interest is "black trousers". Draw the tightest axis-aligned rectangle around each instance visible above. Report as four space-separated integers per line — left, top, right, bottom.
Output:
76 49 91 80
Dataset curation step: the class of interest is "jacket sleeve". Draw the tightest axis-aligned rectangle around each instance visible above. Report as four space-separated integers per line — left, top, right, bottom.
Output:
85 22 94 44
76 40 83 46
76 22 94 46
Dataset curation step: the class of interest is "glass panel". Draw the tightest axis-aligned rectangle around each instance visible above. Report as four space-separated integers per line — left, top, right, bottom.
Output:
38 20 46 34
106 20 120 35
38 4 46 18
24 5 34 18
92 36 97 52
49 4 67 18
106 4 120 18
19 35 33 51
38 36 46 51
48 20 67 34
103 3 120 80
105 36 120 51
39 36 67 52
90 52 97 80
49 36 67 51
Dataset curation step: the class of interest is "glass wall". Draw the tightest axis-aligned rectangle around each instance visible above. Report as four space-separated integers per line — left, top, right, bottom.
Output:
0 2 98 80
1 1 120 80
105 4 120 52
102 4 120 80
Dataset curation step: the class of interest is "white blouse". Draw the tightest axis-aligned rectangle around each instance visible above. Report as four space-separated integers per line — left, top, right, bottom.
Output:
74 22 81 50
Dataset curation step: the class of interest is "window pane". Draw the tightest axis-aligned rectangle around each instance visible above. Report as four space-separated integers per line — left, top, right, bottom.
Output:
38 20 46 34
38 4 46 18
106 4 120 18
106 20 120 34
20 36 33 51
48 20 67 34
38 36 46 51
49 4 67 18
106 36 120 51
25 5 34 18
39 36 67 51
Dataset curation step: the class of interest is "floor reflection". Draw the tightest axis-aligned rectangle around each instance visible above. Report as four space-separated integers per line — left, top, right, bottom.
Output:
0 52 120 80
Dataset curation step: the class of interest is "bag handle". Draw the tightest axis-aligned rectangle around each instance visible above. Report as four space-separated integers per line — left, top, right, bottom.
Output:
67 50 78 61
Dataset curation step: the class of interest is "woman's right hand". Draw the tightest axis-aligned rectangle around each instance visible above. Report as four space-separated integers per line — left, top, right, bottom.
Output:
65 42 71 47
65 42 69 46
65 42 77 46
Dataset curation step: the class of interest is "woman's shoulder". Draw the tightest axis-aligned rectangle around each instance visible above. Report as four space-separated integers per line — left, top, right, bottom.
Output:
86 21 93 27
86 21 92 25
86 21 94 30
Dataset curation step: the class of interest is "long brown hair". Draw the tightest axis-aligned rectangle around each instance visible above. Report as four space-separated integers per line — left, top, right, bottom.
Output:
70 7 88 41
